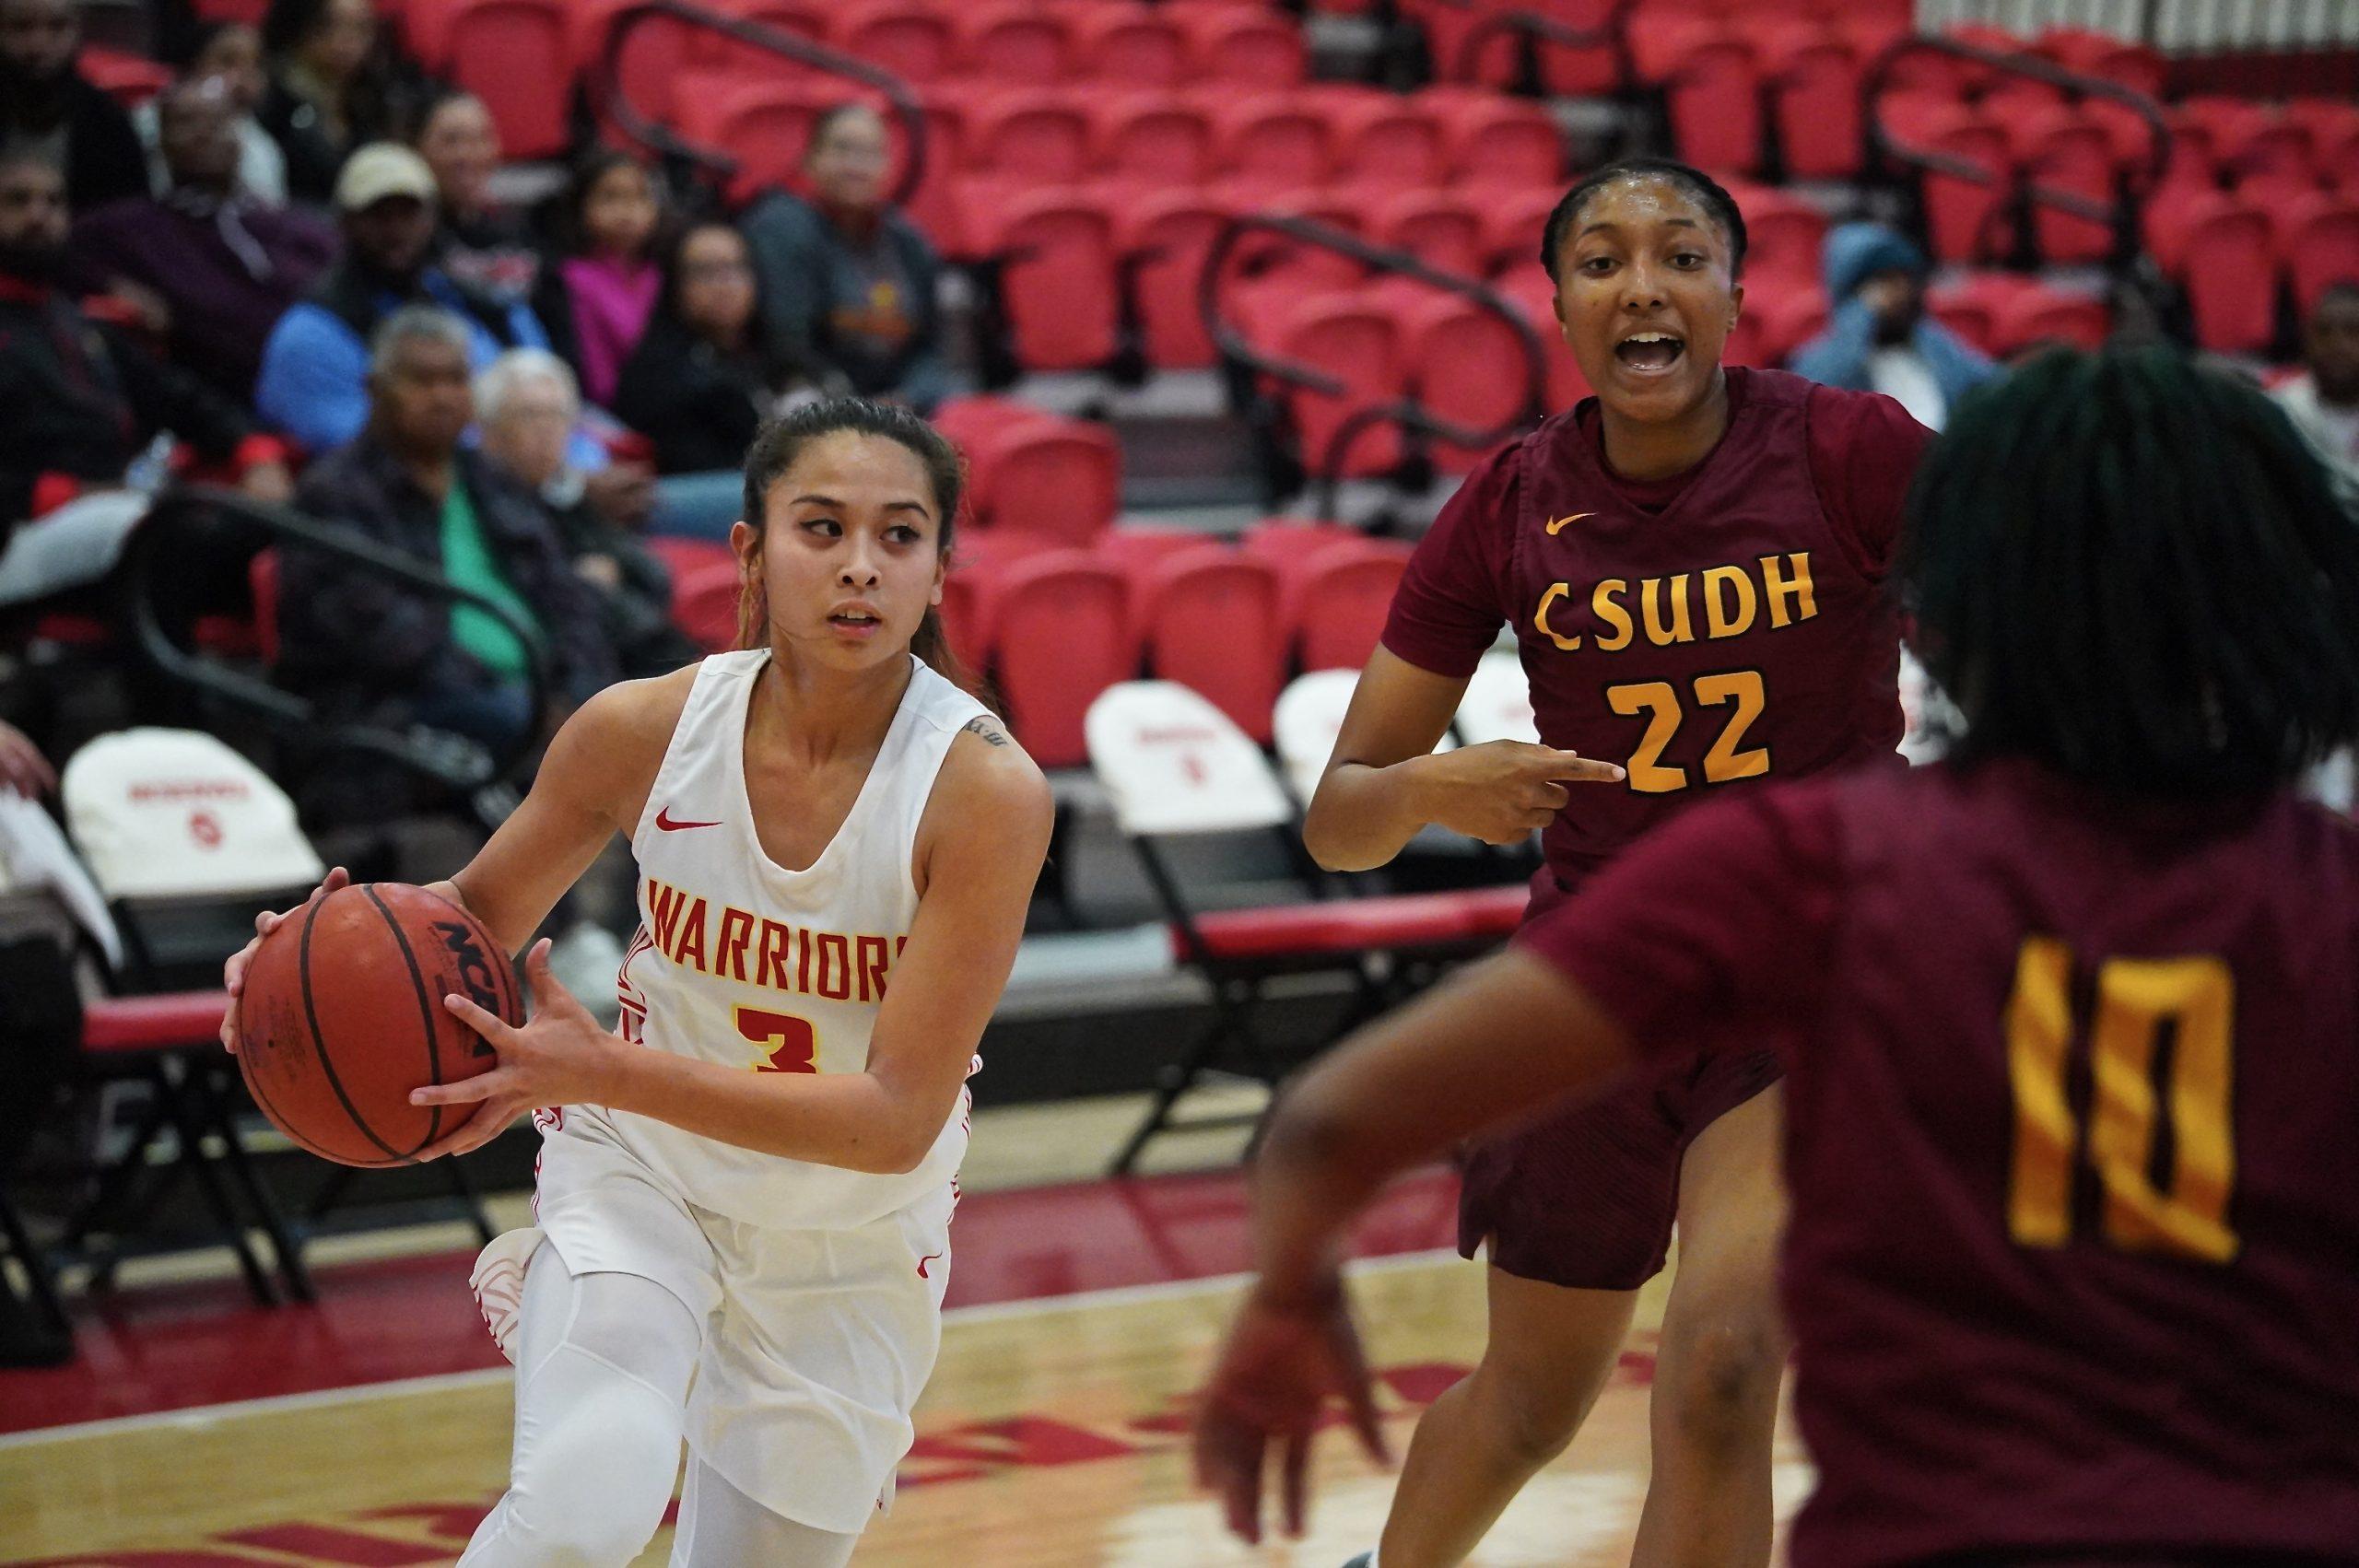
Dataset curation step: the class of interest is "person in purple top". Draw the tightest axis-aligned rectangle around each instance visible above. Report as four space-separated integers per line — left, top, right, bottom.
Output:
1199 345 2359 1567
1296 158 1931 1567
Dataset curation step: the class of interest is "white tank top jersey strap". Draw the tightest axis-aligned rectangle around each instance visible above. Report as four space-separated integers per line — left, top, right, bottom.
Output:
541 649 992 1232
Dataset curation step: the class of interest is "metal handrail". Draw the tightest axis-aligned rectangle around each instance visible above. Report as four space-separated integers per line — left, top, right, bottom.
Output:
122 486 552 791
1449 0 1638 92
1865 32 2172 255
590 0 927 209
1198 213 1550 515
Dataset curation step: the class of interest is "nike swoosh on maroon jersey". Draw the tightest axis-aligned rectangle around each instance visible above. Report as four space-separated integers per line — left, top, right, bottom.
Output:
654 808 722 831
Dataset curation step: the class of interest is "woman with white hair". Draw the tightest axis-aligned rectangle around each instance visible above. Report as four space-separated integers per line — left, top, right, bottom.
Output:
475 348 698 681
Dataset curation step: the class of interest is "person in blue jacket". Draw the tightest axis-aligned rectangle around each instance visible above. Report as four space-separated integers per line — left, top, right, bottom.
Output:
1789 221 1994 431
254 143 559 457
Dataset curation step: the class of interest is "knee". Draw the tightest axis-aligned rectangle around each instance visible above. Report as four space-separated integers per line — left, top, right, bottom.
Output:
494 1474 673 1568
1656 1311 1783 1458
1467 1359 1595 1468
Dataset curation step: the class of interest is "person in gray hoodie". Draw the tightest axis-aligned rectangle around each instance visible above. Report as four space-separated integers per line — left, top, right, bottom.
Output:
1790 221 1994 430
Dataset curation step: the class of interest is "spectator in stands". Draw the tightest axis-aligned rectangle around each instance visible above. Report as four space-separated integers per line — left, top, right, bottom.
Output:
1790 222 1994 431
477 349 698 680
255 143 561 458
258 0 400 208
414 88 562 350
548 149 664 410
0 149 292 609
615 221 816 495
73 77 336 403
2272 282 2359 512
741 103 952 415
134 21 287 206
0 0 148 211
285 308 611 779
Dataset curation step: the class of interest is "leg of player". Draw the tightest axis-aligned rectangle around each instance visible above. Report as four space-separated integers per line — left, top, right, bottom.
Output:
667 1457 860 1568
1628 1083 1789 1568
1370 1270 1637 1567
460 1251 702 1566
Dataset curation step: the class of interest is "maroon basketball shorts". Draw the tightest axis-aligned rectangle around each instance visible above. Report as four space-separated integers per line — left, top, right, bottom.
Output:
1456 1043 1783 1292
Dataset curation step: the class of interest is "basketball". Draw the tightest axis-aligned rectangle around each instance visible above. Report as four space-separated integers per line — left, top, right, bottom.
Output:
233 883 523 1168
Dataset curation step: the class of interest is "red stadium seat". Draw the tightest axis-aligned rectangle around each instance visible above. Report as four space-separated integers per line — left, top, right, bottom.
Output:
1250 293 1405 479
977 553 1134 766
964 187 1122 369
1478 184 1572 276
1088 93 1217 181
1727 276 1828 369
965 88 1093 182
1650 18 1765 175
1368 188 1488 280
1073 5 1190 87
938 530 1055 670
249 550 282 665
1732 183 1827 284
1209 92 1336 185
672 561 745 652
1133 551 1287 742
572 0 698 124
1494 268 1591 415
931 392 1059 454
1320 88 1449 187
1096 529 1226 571
2009 103 2119 264
1758 22 1864 179
78 46 172 105
2281 192 2359 317
1927 272 2011 357
2215 104 2315 184
1421 88 1563 191
1290 542 1414 672
1211 181 1367 290
838 1 958 82
1168 4 1306 87
2037 27 2165 98
1882 93 2011 263
1380 282 1542 472
957 2 1072 79
1989 285 2109 355
1240 519 1371 566
402 0 572 158
964 416 1122 545
1106 183 1234 368
2156 191 2277 354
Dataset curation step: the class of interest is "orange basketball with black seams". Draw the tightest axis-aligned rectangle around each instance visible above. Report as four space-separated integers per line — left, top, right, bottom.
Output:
235 883 522 1167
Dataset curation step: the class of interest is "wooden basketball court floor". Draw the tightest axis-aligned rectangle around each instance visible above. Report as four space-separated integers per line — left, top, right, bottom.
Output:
0 1095 1812 1566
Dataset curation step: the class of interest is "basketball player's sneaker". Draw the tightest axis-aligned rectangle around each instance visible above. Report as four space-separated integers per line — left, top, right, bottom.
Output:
470 1226 544 1363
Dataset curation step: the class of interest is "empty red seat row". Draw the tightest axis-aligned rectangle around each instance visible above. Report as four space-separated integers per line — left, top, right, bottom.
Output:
934 526 1410 763
2163 97 2359 193
671 77 1561 212
2142 186 2359 352
1880 93 2154 264
1926 273 2112 358
930 398 1124 544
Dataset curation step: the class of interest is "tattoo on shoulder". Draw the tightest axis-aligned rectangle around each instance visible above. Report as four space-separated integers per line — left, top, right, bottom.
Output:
961 716 1011 748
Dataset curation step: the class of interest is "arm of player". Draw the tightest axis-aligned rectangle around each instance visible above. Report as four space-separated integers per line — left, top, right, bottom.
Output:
1303 647 1624 872
438 675 683 954
1192 951 1637 1543
412 716 1056 1172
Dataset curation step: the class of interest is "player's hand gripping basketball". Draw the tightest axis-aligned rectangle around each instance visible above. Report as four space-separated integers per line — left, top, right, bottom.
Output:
1192 1271 1390 1545
219 866 351 1052
1414 740 1625 845
405 938 630 1161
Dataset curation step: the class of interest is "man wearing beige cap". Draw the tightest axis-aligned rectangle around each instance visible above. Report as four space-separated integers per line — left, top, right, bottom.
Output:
255 141 560 456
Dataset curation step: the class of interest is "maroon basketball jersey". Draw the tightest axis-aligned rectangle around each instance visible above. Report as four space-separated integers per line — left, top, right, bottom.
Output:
1513 369 1904 876
1522 760 2359 1565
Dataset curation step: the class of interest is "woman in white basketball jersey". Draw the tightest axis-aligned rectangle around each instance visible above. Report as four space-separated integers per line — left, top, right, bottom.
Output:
222 398 1053 1566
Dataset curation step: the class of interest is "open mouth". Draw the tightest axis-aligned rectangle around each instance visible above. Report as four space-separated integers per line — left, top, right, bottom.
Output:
827 609 883 634
1614 332 1685 373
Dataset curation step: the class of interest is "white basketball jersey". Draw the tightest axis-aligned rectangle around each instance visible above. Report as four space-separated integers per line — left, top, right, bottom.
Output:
547 649 990 1231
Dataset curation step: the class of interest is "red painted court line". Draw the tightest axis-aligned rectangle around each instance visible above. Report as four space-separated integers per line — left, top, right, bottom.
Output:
0 1164 1460 1434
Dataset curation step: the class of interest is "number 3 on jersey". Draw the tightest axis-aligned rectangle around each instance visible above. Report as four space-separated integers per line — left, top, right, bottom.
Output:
2003 939 2238 1264
1606 671 1769 793
737 1005 817 1074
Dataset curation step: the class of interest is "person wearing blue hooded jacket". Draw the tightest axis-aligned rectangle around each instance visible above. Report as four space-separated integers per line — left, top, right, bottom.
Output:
1790 221 1994 430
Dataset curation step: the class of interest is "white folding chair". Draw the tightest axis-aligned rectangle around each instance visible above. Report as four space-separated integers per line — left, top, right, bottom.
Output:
1088 683 1502 1174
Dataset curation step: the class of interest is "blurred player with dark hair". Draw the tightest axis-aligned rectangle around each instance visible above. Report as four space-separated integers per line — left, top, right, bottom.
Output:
1200 345 2359 1565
